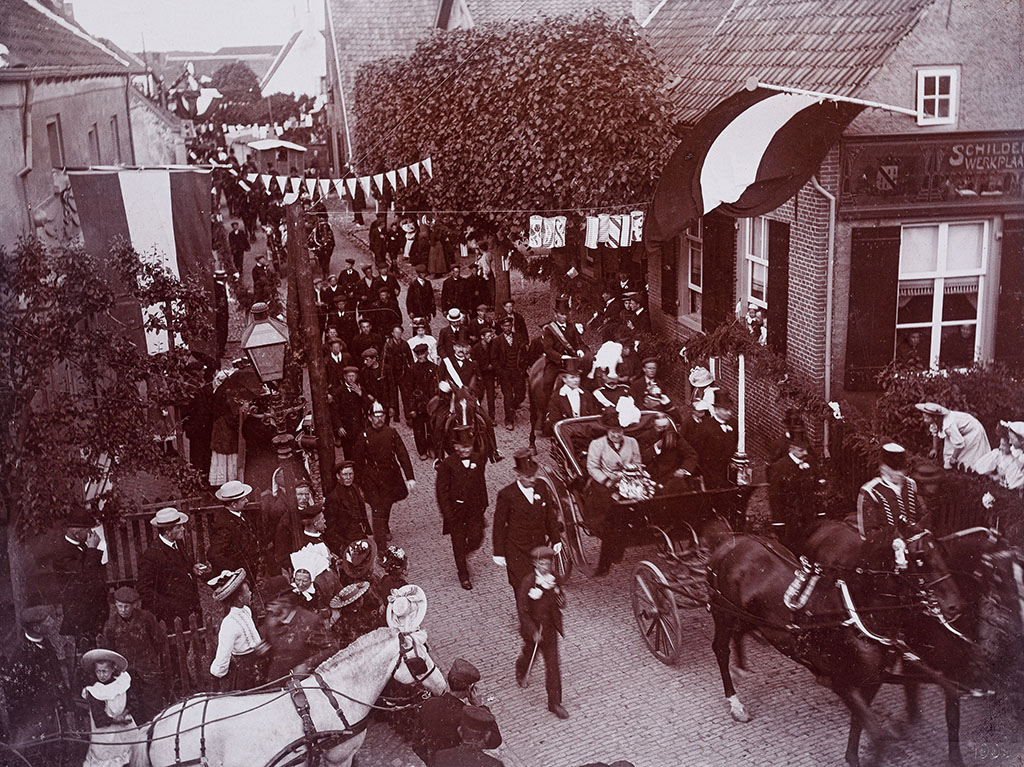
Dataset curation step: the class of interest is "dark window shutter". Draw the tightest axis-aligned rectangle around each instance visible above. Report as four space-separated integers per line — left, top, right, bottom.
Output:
701 211 736 332
844 226 901 391
659 238 678 315
767 220 790 355
995 219 1024 364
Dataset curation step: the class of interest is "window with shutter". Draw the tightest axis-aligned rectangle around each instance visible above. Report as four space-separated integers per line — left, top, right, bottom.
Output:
844 227 901 390
659 239 678 315
767 220 790 355
995 219 1023 364
701 211 737 333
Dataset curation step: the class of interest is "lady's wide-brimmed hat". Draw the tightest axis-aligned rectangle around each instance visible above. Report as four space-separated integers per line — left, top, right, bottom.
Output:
215 481 252 502
688 366 714 388
330 581 370 609
80 649 128 673
1001 420 1024 439
209 568 247 601
341 539 377 580
915 402 950 417
600 407 623 430
386 584 428 632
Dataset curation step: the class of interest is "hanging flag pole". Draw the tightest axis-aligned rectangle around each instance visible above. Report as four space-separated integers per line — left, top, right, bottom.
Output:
744 77 920 118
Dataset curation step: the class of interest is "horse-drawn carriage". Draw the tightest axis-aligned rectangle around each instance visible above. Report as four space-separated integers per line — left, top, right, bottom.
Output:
539 411 761 579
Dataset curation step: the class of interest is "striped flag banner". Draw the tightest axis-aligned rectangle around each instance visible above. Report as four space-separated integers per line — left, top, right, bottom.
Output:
648 87 863 241
67 168 214 355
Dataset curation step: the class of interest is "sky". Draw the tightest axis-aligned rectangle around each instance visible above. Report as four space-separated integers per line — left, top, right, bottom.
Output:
71 0 324 53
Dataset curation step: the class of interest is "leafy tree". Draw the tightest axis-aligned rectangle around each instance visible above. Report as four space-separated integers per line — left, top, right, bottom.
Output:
0 237 211 619
352 12 675 247
211 61 261 105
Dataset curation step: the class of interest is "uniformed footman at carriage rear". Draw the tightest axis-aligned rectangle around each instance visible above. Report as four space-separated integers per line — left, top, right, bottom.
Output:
492 451 563 604
847 443 922 540
767 426 822 555
515 546 569 720
353 400 416 550
437 426 489 590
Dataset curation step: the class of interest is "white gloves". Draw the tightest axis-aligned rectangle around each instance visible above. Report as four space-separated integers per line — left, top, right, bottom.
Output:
553 542 563 555
492 556 507 567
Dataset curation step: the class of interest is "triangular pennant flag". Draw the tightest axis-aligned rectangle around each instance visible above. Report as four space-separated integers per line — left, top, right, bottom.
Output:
246 173 257 183
333 180 346 198
303 178 315 197
276 175 290 194
385 170 397 190
397 166 409 187
344 178 357 198
260 174 272 189
282 191 299 205
319 179 332 199
409 163 421 183
372 173 385 195
422 157 433 178
358 176 372 199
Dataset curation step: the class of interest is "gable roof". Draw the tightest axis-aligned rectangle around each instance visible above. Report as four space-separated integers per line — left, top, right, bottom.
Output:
646 0 937 125
0 0 129 76
452 0 634 26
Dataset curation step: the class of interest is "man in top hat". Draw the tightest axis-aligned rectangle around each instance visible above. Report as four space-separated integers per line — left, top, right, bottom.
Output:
493 451 562 602
323 461 371 552
767 427 822 554
692 389 739 490
515 545 569 720
540 296 587 398
417 659 501 763
437 426 490 590
353 400 416 550
437 308 465 362
493 313 528 430
0 605 72 763
209 481 263 580
407 264 437 322
228 220 249 276
441 264 468 316
546 357 598 434
848 443 921 539
439 333 480 396
432 706 504 766
136 507 202 628
100 586 167 722
471 324 499 421
51 505 108 650
404 342 439 459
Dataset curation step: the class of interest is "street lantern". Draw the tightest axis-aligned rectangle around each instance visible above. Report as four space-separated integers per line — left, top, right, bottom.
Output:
241 302 289 383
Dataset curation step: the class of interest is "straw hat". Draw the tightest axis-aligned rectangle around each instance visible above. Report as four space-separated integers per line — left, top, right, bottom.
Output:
209 568 247 601
81 649 128 673
330 581 370 609
915 402 950 417
386 584 428 632
215 481 252 502
150 507 189 527
688 366 714 388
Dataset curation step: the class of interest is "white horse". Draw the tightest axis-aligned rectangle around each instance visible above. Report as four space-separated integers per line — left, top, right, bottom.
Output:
131 627 447 767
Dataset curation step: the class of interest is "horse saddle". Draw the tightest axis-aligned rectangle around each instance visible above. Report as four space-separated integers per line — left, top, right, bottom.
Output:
783 557 823 612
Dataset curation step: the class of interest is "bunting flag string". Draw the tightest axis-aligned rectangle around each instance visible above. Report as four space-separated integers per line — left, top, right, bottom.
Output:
530 211 645 250
397 166 409 187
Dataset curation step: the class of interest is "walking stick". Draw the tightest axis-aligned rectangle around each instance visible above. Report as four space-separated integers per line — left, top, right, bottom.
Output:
522 639 540 688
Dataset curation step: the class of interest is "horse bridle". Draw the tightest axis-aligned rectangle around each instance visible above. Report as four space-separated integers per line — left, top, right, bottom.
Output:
396 631 444 688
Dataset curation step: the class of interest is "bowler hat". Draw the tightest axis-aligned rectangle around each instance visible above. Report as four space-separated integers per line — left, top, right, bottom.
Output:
299 503 323 520
415 263 427 274
345 257 355 265
150 507 189 527
448 659 481 691
787 426 811 448
113 586 139 604
215 480 252 502
361 264 374 272
560 357 584 375
512 449 538 476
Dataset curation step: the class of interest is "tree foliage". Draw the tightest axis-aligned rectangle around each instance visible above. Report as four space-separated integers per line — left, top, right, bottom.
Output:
211 61 262 104
0 238 211 531
352 12 675 240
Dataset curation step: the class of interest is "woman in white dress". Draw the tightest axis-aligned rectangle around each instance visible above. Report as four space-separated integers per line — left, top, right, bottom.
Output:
81 649 135 767
915 402 992 472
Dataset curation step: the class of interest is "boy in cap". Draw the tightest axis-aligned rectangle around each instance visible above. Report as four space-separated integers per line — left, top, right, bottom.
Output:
100 587 167 722
767 427 822 554
436 426 489 589
849 443 920 539
471 324 498 421
515 546 568 719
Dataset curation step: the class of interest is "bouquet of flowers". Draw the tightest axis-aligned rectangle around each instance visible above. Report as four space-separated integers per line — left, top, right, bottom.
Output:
616 464 657 502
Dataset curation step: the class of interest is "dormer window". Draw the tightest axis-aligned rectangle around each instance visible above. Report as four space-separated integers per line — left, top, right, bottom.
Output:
916 67 958 126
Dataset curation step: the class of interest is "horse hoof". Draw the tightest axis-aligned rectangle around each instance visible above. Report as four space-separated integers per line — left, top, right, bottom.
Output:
727 696 750 722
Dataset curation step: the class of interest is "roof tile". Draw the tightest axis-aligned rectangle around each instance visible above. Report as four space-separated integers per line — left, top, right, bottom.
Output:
0 0 128 72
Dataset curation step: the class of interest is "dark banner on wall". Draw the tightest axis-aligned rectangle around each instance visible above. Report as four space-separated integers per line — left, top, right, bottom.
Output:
840 131 1024 217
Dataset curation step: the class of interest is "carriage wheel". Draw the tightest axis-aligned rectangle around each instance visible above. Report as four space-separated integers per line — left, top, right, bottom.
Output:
632 560 683 665
564 492 601 578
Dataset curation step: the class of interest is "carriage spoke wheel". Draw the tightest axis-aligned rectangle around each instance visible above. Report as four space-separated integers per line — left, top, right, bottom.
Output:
564 493 600 578
632 560 682 665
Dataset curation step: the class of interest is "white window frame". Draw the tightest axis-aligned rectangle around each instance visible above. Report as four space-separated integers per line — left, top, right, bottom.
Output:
677 219 703 329
896 220 990 369
47 116 65 168
742 217 769 310
916 67 959 127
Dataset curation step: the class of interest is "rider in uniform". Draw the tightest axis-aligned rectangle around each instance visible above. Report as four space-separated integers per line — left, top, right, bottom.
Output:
848 443 921 539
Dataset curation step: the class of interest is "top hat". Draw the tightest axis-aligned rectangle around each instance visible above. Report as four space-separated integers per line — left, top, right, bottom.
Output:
787 426 811 448
553 296 571 314
215 481 252 502
709 389 734 410
561 357 584 375
150 507 189 527
81 649 128 674
113 586 139 604
20 605 53 628
512 449 538 476
879 443 908 471
345 257 356 265
386 584 428 632
341 539 377 580
915 402 950 417
688 366 714 388
446 308 463 323
447 658 481 691
453 425 474 448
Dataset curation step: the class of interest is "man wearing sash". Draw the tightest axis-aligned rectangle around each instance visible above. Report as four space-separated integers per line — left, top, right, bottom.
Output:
540 296 586 400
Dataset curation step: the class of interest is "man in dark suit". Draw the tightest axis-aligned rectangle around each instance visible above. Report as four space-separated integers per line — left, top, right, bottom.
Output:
353 400 416 550
436 427 489 590
356 264 381 311
322 461 371 552
403 343 438 459
768 427 822 555
407 263 436 322
377 268 401 303
545 358 598 434
493 314 528 430
499 299 529 344
207 481 262 579
441 265 467 314
51 506 108 650
432 706 505 766
515 546 569 719
368 287 401 338
540 296 586 397
437 309 465 362
136 507 201 628
337 258 359 298
416 660 501 763
622 292 651 334
439 335 480 395
492 451 562 603
350 318 383 361
325 338 356 390
228 221 249 276
692 388 739 490
471 325 498 421
330 366 365 459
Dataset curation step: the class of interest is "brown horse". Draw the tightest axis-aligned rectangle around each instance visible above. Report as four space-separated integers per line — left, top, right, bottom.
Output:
707 531 963 764
427 386 498 462
807 523 1024 766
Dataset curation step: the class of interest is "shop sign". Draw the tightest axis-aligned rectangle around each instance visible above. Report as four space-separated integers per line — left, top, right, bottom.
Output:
840 131 1024 216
